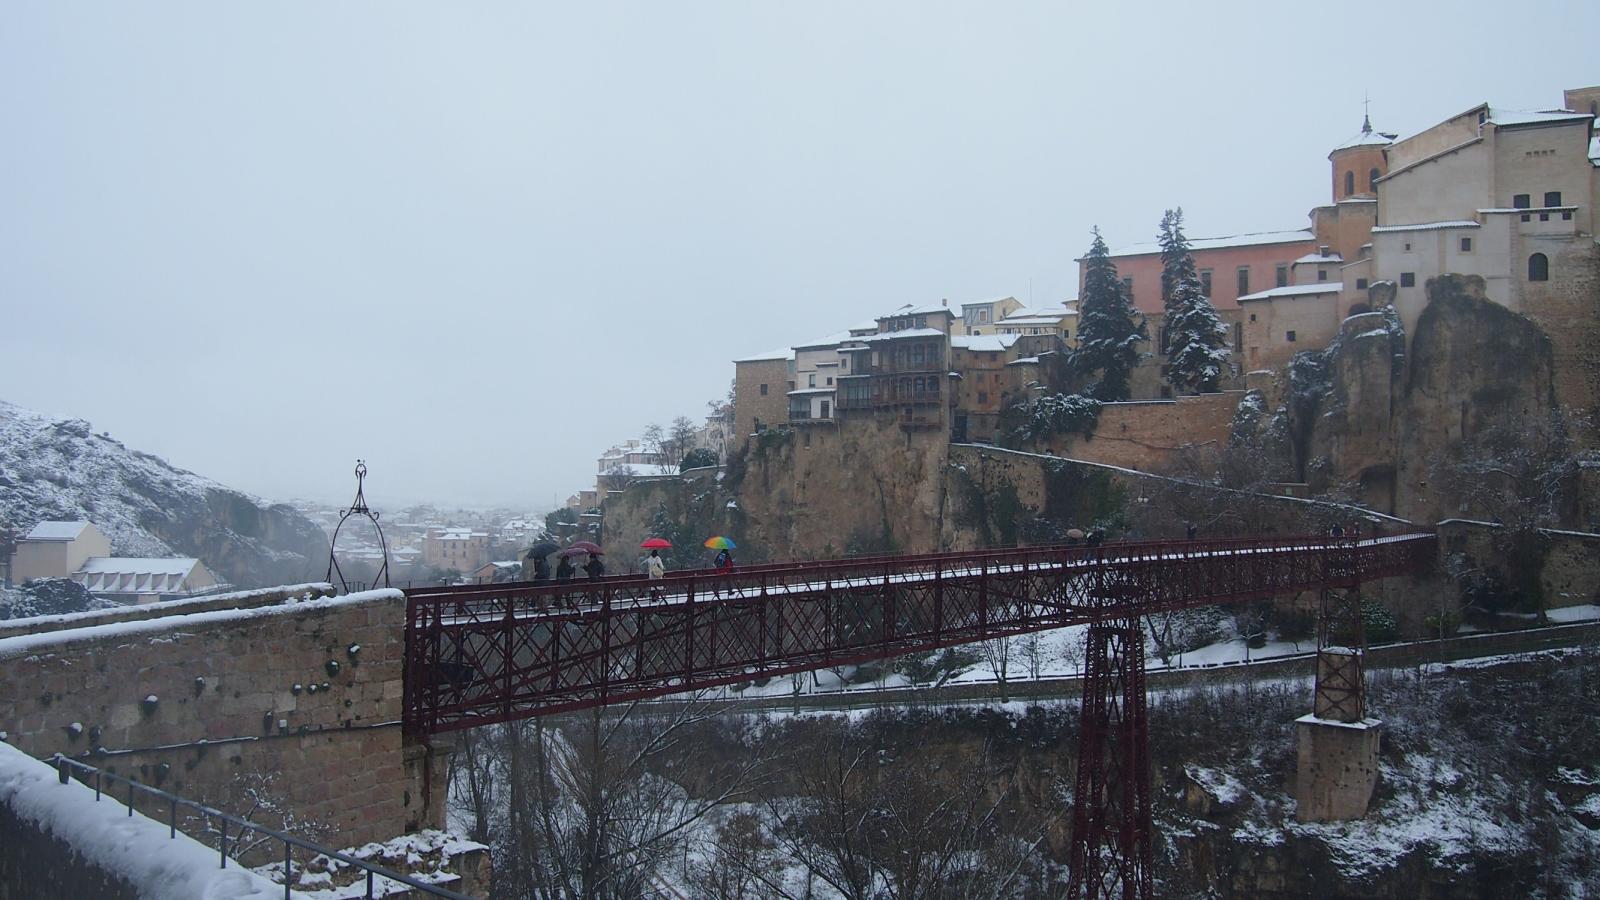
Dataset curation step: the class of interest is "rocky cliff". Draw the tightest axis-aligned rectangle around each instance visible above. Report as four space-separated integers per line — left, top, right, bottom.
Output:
0 400 328 589
1245 275 1571 524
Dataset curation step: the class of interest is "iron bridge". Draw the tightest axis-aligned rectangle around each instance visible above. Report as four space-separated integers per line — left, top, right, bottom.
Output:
402 533 1432 736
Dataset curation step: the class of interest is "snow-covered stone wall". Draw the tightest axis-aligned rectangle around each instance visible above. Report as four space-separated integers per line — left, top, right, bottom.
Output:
0 588 447 854
0 582 335 642
0 741 287 899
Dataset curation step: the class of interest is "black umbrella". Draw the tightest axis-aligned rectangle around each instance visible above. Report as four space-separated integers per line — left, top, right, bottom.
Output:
525 541 560 560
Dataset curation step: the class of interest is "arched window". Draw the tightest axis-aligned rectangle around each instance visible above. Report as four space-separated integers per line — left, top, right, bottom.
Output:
1344 171 1355 196
1528 253 1549 282
1368 168 1380 191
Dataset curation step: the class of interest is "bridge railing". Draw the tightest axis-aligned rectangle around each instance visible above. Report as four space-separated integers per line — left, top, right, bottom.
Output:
402 533 1436 735
47 755 474 900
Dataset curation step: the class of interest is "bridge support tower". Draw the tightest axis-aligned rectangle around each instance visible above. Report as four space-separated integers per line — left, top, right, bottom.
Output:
1066 588 1153 900
1295 582 1381 821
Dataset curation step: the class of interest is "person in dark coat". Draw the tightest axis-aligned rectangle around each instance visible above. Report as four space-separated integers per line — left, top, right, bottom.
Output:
584 553 606 579
1086 530 1104 548
1186 522 1198 541
1330 523 1345 539
555 556 575 581
713 548 733 572
530 554 551 582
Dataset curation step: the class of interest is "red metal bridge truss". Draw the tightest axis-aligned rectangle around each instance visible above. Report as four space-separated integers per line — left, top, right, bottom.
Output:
404 532 1435 899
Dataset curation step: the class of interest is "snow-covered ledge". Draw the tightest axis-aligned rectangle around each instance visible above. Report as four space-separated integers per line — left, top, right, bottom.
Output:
0 741 290 899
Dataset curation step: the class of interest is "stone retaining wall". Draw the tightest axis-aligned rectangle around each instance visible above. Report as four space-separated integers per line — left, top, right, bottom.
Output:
0 589 446 853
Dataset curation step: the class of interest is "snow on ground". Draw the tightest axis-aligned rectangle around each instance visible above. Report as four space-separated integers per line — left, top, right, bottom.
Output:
1289 754 1528 877
0 742 287 898
1547 604 1600 624
252 829 485 899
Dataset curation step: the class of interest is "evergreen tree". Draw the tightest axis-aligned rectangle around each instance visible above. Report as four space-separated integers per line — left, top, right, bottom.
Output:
1073 228 1149 401
1157 209 1230 393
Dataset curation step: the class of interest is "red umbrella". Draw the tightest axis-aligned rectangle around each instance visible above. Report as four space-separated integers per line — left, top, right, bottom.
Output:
640 537 673 549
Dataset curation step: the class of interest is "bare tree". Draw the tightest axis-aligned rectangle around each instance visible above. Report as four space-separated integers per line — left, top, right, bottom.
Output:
1018 632 1052 681
449 726 498 845
979 636 1012 702
495 697 768 899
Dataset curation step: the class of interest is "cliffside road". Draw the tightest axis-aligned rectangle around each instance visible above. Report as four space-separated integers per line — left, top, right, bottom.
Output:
691 619 1600 714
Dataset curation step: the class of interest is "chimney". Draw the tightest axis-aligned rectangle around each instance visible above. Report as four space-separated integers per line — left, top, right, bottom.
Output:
941 298 948 307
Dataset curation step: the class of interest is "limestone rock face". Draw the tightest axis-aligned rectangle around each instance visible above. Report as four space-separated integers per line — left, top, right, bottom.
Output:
603 415 951 564
1270 274 1560 521
0 399 328 589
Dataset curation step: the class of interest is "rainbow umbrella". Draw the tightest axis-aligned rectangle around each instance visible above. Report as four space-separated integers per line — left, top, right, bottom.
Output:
703 536 737 550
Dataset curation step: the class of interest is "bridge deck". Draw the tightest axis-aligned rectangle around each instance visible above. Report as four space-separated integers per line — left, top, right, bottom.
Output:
403 533 1435 735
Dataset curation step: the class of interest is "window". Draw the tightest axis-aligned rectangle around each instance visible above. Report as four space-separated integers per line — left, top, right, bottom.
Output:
1404 242 1411 251
754 418 764 432
759 383 768 396
820 400 829 418
1158 326 1169 353
1528 253 1549 281
916 316 927 328
1248 313 1257 322
1368 167 1380 191
1544 191 1562 207
1356 278 1369 289
988 352 998 362
1237 267 1250 296
1276 264 1288 287
1512 194 1531 209
808 373 816 388
1200 270 1212 296
827 376 833 386
1400 272 1415 287
977 391 988 405
1317 270 1328 282
1286 330 1297 343
1233 322 1243 352
1121 276 1133 295
1563 211 1573 221
1344 171 1355 196
1460 237 1472 252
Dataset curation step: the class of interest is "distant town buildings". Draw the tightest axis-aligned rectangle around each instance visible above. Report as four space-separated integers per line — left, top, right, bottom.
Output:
422 526 490 573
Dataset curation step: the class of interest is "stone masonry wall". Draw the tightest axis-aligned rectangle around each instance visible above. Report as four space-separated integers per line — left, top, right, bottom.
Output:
1034 391 1243 473
0 582 335 642
0 589 446 853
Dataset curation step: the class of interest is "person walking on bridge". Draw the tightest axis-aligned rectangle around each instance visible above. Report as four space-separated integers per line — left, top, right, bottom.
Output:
555 555 575 581
584 552 606 580
646 549 666 580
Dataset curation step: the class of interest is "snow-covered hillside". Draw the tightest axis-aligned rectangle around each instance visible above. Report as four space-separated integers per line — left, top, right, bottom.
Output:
0 400 328 590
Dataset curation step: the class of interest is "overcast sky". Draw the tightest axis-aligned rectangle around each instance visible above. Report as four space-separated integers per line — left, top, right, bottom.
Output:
3 2 1595 511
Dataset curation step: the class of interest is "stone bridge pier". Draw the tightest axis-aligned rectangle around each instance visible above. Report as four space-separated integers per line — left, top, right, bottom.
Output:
0 584 450 853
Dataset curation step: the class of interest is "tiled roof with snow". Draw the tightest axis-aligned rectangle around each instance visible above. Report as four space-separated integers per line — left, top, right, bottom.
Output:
951 334 1021 352
1370 221 1481 234
1238 284 1343 302
878 303 957 318
792 329 856 351
733 346 795 363
786 387 836 396
1108 229 1313 258
1487 108 1594 128
75 557 203 596
1331 129 1396 151
959 296 1018 308
855 328 947 343
1294 253 1345 265
24 521 91 541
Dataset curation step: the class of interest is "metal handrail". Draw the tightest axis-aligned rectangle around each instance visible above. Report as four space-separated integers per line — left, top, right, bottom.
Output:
49 754 474 900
